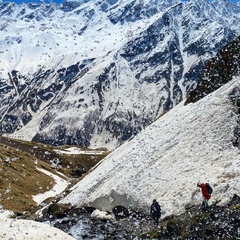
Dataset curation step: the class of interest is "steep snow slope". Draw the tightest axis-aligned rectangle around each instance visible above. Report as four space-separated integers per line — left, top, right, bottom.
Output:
61 77 240 217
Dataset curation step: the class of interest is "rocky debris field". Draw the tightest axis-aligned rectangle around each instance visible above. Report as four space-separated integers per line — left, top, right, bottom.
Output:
30 194 240 239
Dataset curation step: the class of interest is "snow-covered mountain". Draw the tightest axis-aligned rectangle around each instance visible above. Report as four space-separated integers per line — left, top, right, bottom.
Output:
0 0 240 150
61 76 240 217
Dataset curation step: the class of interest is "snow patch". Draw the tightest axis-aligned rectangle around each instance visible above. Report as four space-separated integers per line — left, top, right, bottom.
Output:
0 210 74 240
32 168 69 205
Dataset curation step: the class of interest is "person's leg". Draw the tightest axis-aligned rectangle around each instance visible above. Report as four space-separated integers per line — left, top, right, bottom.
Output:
206 199 209 209
202 199 208 211
202 200 206 211
205 199 209 210
153 217 158 227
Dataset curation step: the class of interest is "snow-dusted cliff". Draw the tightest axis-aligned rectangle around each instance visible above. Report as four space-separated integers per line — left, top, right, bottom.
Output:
0 0 239 150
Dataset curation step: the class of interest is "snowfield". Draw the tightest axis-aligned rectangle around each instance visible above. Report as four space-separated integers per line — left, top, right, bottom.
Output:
0 210 74 240
61 77 240 217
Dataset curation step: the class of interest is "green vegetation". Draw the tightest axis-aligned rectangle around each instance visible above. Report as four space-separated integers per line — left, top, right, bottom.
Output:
0 143 54 212
0 136 109 213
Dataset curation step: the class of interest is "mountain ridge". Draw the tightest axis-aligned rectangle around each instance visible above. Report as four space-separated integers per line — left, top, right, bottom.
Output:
0 0 240 150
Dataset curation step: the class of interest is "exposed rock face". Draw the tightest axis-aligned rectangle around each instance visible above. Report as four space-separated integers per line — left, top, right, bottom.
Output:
185 36 240 105
0 0 240 150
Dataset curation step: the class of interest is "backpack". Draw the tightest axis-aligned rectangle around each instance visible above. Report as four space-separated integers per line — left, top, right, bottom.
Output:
205 183 213 194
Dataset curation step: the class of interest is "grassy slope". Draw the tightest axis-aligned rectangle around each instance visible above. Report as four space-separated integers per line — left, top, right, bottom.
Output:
0 136 109 213
0 143 55 212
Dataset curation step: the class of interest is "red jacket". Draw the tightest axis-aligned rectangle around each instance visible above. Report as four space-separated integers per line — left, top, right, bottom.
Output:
200 183 211 200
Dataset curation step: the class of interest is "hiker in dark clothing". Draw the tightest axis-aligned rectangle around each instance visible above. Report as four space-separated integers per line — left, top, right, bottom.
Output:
232 134 239 147
150 199 161 227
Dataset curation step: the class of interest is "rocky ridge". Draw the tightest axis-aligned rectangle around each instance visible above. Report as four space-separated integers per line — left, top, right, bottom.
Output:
0 0 239 150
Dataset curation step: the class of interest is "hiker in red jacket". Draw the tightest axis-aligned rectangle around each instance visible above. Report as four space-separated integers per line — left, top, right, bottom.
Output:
197 182 213 211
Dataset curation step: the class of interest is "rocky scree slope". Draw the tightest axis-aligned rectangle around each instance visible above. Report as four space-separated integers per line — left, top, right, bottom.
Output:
36 194 240 239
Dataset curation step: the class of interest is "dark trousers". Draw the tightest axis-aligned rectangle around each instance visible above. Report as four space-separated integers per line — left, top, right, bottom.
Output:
202 199 209 211
153 216 160 227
